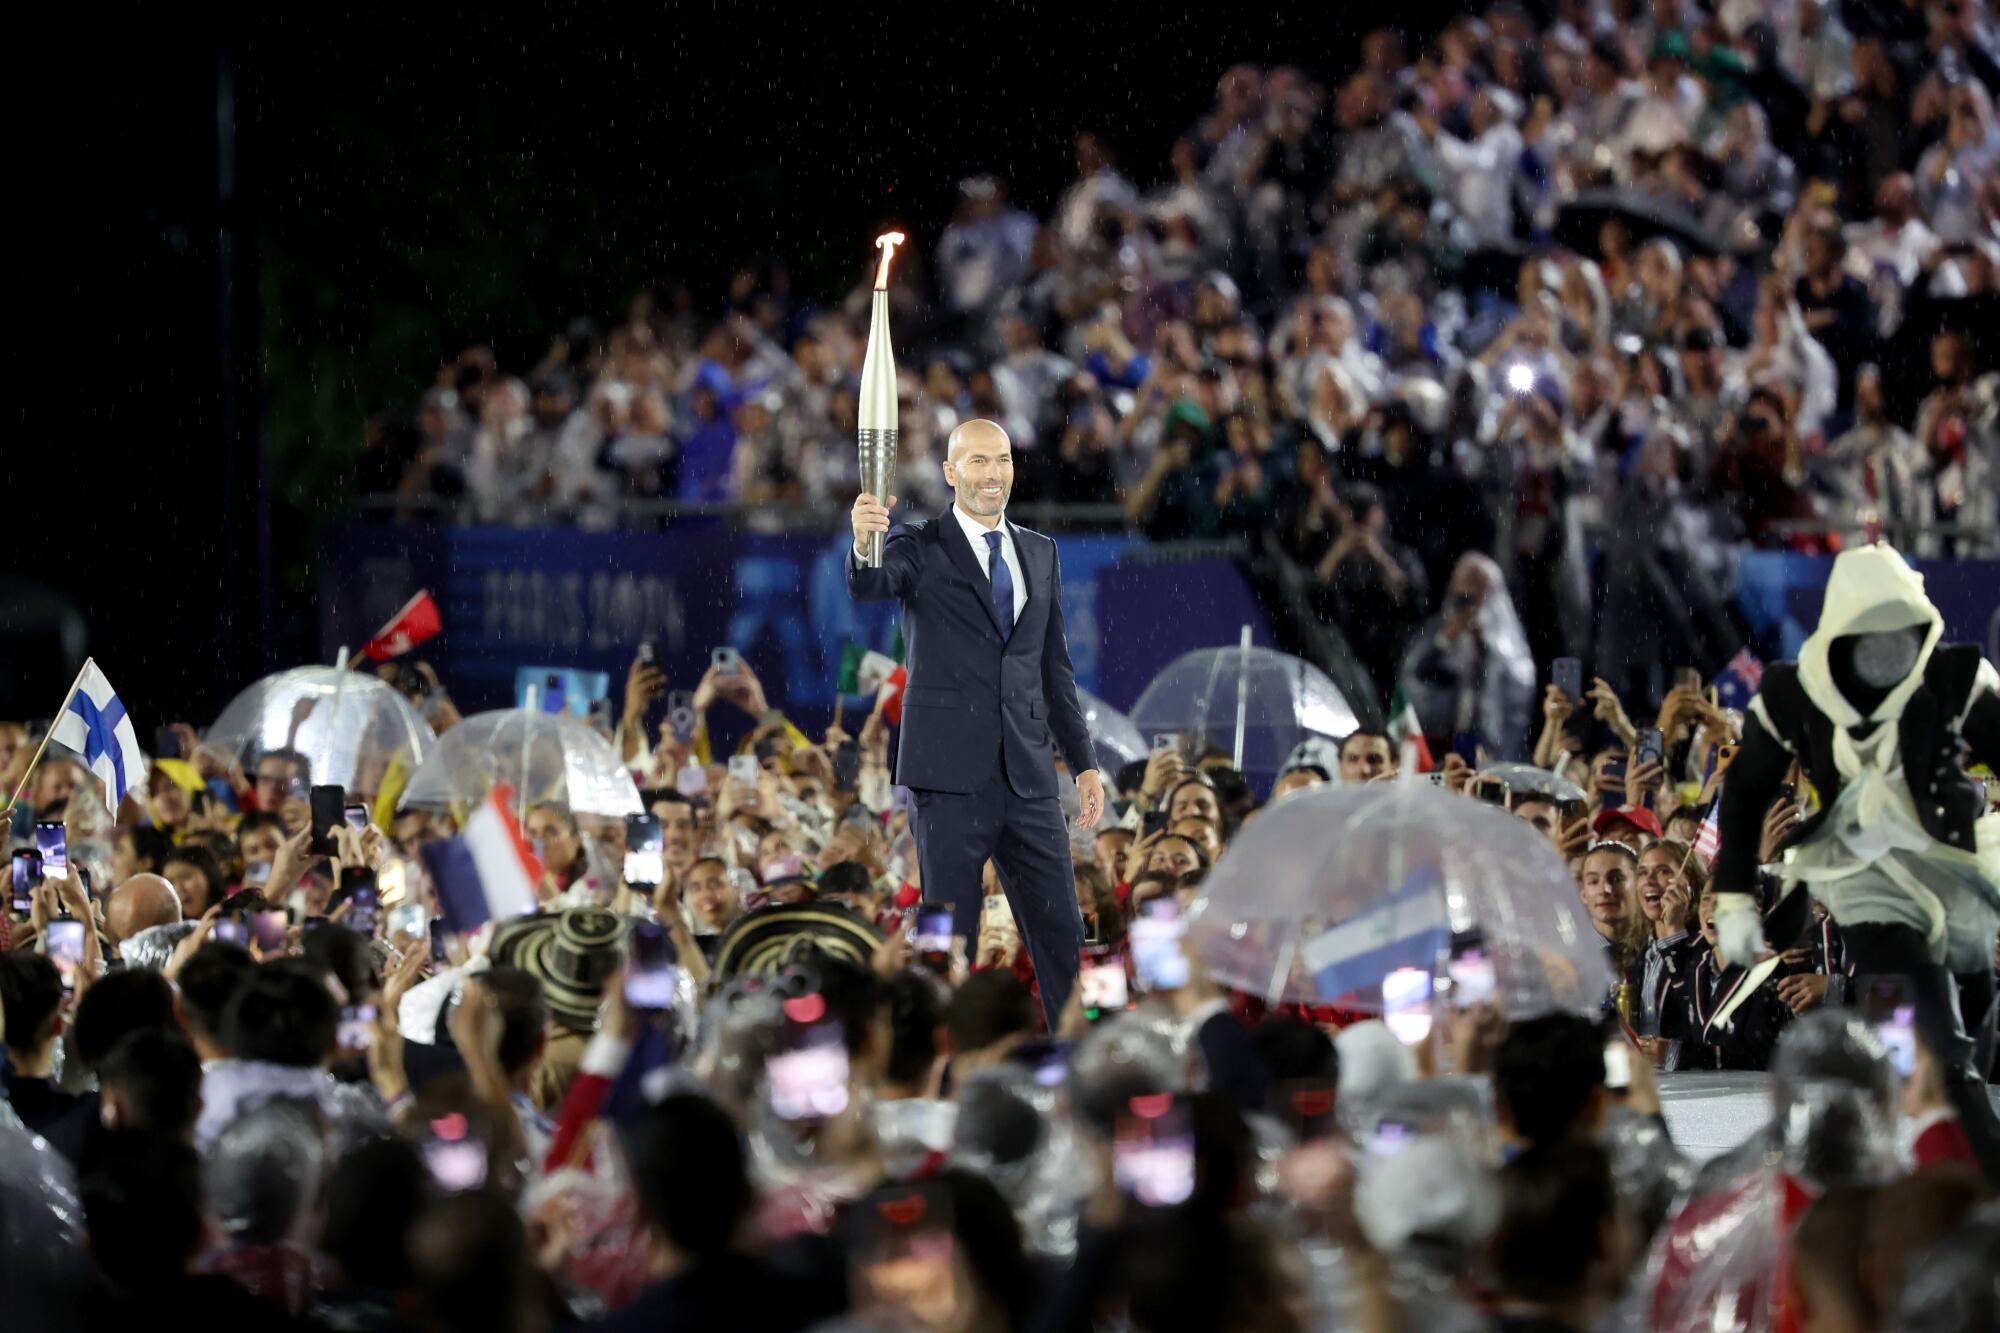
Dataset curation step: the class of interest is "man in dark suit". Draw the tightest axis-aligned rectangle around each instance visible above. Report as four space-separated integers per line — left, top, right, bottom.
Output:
848 418 1104 1024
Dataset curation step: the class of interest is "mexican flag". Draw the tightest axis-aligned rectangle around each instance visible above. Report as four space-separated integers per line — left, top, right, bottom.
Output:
837 628 907 724
1386 683 1433 773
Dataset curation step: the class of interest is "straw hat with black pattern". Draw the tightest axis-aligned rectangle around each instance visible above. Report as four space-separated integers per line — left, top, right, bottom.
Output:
710 901 886 982
490 906 629 1033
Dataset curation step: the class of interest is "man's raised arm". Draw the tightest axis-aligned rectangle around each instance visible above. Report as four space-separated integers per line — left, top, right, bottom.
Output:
846 492 916 603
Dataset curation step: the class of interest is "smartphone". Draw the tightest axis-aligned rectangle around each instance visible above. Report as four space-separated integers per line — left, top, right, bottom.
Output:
35 822 68 879
45 918 87 992
624 920 681 1011
1635 728 1665 770
1381 967 1433 1045
728 754 759 786
11 850 41 914
1862 978 1919 1077
1082 910 1101 946
624 814 665 887
309 785 346 856
712 646 741 674
1603 1039 1634 1092
429 917 451 966
1447 949 1496 1007
343 804 371 832
242 860 272 888
637 639 659 666
1553 657 1583 704
675 763 709 797
1675 666 1702 693
913 905 955 974
1130 902 1191 992
1151 732 1181 756
387 901 428 942
422 1127 489 1192
833 740 861 789
338 1003 378 1053
768 1020 851 1121
250 908 291 952
1474 777 1510 807
1079 957 1131 1020
1009 1037 1074 1088
344 882 380 936
154 725 184 760
1717 742 1739 772
667 690 697 742
542 672 568 715
1358 1117 1416 1158
1602 757 1627 793
212 919 251 947
1113 1097 1196 1207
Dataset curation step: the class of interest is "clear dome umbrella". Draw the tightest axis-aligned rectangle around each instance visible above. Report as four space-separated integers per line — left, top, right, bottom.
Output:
1185 781 1611 1015
1481 762 1588 805
397 707 642 820
1074 686 1145 772
1129 642 1359 782
207 665 436 796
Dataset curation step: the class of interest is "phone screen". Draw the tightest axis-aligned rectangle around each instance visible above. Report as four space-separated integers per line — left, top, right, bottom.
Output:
1447 950 1496 1007
343 804 371 832
212 919 251 947
1636 729 1665 768
11 851 41 912
1862 978 1918 1077
1358 1117 1416 1157
1381 967 1433 1045
35 822 68 878
625 921 681 1011
339 1004 378 1052
310 785 346 855
1151 732 1181 756
1474 778 1510 807
1675 666 1702 692
1009 1038 1074 1088
833 740 861 789
1603 1039 1633 1091
912 906 954 955
1113 1098 1195 1207
429 918 451 965
423 1131 488 1191
251 908 291 952
1129 906 1190 992
1079 959 1130 1019
768 1021 851 1121
624 814 665 887
728 754 760 786
1553 657 1583 704
45 918 86 991
668 690 696 742
345 883 380 936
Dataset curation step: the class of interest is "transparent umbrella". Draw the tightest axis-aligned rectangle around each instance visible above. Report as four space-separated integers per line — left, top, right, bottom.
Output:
1185 782 1610 1015
1074 686 1145 772
397 708 642 819
1129 644 1358 781
1482 763 1587 805
208 666 435 796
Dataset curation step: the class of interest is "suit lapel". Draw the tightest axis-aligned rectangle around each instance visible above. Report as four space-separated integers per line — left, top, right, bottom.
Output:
936 506 1004 636
1006 519 1039 619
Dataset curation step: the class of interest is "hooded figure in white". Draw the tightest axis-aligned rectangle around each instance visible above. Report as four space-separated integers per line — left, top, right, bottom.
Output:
1709 543 2000 1178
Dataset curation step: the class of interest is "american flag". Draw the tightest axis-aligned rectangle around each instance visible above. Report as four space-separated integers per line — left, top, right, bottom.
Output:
1714 647 1766 710
1692 802 1722 863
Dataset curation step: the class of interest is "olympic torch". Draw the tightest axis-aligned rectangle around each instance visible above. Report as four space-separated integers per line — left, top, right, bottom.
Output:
856 230 905 568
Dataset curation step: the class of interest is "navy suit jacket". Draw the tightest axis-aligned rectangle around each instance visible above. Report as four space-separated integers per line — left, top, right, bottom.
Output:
846 505 1095 799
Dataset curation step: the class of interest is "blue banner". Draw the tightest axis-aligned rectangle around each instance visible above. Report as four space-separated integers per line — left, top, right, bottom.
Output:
1735 552 2000 663
319 522 1146 715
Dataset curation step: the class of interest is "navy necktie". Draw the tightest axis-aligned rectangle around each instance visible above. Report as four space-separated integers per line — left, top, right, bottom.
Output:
984 530 1013 635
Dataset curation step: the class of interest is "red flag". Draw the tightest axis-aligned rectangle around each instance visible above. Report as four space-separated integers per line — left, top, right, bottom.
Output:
361 591 442 661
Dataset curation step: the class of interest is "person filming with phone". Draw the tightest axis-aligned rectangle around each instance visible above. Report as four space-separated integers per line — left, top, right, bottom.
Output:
848 418 1103 1027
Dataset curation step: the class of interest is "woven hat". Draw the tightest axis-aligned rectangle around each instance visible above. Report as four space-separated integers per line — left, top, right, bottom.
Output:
709 901 885 982
490 906 628 1032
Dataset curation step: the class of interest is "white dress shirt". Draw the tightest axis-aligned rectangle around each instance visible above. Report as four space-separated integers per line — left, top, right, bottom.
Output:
952 503 1026 625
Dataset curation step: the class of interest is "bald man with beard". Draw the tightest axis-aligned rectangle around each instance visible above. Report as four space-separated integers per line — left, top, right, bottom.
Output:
106 874 184 951
848 418 1103 1027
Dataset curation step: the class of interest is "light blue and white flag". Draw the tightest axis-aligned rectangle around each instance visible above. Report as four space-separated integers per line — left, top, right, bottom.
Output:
1301 861 1451 1003
48 659 147 812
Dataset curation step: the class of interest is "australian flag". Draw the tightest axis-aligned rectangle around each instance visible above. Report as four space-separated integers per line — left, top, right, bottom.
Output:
1714 648 1766 711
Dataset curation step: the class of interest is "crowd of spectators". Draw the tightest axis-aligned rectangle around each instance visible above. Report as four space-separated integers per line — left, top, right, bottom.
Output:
5 626 1999 1331
364 0 2000 720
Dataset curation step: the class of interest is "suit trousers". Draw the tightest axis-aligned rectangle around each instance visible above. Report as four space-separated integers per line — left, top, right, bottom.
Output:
908 753 1082 1028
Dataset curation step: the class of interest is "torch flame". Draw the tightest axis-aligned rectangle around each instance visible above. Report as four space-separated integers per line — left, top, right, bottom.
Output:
873 231 906 290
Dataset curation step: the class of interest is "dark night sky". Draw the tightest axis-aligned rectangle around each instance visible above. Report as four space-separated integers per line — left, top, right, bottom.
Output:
5 3 1455 725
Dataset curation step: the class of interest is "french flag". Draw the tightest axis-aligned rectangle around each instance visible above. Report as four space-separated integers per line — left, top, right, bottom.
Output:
420 785 543 933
